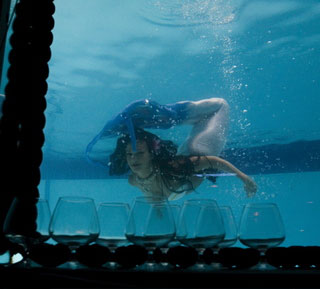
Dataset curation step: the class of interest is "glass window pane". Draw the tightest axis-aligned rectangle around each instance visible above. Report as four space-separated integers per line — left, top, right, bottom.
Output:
37 0 320 248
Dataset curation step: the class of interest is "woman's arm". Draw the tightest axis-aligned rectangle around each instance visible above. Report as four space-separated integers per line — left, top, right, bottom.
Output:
190 156 257 197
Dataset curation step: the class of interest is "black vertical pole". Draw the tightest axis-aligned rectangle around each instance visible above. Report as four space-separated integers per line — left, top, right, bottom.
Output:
0 0 55 251
0 0 11 88
0 0 12 254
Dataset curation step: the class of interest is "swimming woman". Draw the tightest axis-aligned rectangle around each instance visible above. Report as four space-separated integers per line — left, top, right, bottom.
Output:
108 98 257 200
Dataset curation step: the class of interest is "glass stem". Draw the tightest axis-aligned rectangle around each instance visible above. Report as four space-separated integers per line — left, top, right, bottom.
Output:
146 247 155 263
260 249 267 263
196 248 206 268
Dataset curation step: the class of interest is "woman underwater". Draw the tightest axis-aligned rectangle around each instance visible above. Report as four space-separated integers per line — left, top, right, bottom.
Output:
108 98 257 201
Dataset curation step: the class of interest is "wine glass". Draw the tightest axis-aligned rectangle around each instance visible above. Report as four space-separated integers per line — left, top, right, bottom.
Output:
211 206 238 269
176 199 225 269
96 202 130 268
167 204 181 248
3 197 51 266
125 196 176 270
239 203 285 270
218 206 237 248
49 197 100 268
35 199 51 242
156 204 181 268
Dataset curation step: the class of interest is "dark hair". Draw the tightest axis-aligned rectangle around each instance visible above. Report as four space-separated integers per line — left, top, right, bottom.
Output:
108 128 196 193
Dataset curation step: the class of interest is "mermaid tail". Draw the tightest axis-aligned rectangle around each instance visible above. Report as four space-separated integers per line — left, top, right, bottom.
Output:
86 99 191 166
86 98 229 167
100 99 191 136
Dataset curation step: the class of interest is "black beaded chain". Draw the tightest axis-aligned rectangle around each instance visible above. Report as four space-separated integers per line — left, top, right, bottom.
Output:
0 0 55 251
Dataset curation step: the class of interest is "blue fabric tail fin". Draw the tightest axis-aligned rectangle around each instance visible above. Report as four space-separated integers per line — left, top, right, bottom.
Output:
124 116 136 152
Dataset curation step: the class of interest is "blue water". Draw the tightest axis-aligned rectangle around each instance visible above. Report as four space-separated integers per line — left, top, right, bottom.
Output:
2 0 320 247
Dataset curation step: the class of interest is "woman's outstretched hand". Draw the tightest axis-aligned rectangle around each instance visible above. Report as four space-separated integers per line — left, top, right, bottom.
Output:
242 175 258 197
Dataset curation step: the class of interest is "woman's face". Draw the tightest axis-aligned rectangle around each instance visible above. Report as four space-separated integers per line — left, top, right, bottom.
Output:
126 140 153 177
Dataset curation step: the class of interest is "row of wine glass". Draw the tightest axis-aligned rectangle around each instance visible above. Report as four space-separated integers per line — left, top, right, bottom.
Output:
4 196 285 258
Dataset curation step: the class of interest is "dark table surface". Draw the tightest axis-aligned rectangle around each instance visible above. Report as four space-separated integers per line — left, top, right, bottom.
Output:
1 265 320 288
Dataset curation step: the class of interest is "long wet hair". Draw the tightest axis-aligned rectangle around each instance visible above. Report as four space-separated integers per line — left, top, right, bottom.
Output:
108 128 196 193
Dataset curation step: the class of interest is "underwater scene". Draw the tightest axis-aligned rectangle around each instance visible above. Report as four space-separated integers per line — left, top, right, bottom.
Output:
41 0 320 248
2 0 319 253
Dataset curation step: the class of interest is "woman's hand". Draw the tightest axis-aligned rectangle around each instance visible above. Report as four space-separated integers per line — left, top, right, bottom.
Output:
242 175 258 197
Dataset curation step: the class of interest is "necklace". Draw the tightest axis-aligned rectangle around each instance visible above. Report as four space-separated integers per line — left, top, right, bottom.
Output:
135 170 154 182
135 170 156 193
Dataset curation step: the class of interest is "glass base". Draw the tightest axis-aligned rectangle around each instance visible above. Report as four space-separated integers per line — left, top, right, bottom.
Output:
210 262 223 270
136 262 167 272
57 260 88 270
250 261 278 270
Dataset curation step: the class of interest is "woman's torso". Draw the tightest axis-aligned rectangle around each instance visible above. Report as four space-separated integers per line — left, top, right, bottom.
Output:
129 172 203 200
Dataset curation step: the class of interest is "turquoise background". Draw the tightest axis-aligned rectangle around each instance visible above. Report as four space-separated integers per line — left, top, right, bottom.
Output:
1 0 319 247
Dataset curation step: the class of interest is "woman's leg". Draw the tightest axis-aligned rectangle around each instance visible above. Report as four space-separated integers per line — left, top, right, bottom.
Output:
177 98 230 156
